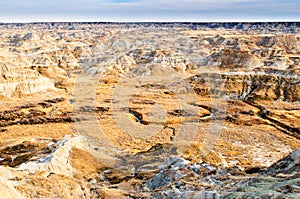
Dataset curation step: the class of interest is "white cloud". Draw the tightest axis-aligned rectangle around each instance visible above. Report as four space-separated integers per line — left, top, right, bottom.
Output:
100 0 261 10
0 0 299 22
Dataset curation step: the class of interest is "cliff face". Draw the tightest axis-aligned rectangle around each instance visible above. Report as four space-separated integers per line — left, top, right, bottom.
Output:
0 23 299 198
0 54 55 97
190 68 300 102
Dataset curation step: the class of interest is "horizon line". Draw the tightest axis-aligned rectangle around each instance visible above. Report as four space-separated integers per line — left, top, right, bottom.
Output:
1 20 300 24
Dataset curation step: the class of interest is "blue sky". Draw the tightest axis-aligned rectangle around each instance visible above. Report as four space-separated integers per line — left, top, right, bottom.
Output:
0 0 299 22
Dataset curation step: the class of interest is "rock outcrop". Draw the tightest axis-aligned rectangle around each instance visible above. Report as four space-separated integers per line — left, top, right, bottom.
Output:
0 60 55 97
265 148 300 176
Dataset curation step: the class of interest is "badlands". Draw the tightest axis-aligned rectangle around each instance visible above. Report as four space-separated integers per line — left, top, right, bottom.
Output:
0 22 299 198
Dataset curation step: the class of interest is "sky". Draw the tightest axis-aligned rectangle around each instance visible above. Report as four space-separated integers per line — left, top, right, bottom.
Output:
0 0 299 22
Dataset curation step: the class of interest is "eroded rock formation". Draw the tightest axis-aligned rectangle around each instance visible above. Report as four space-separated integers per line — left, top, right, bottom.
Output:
0 22 299 198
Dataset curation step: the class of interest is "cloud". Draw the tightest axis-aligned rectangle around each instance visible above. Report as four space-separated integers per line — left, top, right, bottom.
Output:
0 0 299 22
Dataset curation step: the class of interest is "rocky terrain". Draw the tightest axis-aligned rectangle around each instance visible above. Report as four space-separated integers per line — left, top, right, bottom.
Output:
0 22 299 198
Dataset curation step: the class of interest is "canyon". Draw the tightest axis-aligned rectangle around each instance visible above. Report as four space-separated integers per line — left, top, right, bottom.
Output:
0 22 299 198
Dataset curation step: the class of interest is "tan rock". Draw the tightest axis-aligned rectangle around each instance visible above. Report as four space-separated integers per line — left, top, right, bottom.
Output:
99 188 130 199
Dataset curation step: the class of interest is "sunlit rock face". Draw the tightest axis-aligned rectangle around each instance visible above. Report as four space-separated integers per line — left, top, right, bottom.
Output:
0 54 55 97
0 22 299 198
